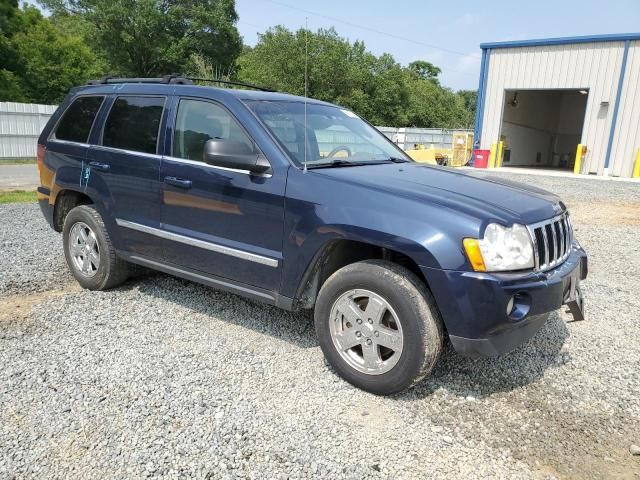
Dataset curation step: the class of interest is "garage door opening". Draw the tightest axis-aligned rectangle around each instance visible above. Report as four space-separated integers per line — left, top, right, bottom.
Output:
499 89 588 171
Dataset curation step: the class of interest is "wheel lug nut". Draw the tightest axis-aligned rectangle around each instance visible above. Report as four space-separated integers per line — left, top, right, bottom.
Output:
374 331 379 337
368 318 373 324
366 339 372 345
356 319 363 324
355 331 362 337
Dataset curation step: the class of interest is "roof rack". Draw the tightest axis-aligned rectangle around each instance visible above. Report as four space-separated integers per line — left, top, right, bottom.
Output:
87 75 275 92
186 77 275 92
88 74 192 85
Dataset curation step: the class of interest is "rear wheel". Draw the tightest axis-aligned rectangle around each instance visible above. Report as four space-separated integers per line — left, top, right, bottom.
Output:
63 205 129 290
314 260 443 395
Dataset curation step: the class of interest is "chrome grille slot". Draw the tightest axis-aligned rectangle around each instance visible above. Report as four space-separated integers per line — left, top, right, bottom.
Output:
528 213 573 271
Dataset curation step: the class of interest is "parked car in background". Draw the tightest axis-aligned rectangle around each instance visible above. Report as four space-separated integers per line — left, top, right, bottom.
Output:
36 76 587 395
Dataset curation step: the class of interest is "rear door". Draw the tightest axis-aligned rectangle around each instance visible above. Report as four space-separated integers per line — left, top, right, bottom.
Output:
43 95 105 194
160 97 286 291
88 94 167 258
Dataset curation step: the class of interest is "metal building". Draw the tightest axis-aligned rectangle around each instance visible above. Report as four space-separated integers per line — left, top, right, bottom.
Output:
0 102 57 160
474 33 640 178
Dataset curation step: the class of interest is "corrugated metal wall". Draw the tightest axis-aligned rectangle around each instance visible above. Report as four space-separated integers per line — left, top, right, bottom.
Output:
0 102 57 159
479 42 633 176
609 42 640 177
0 102 469 160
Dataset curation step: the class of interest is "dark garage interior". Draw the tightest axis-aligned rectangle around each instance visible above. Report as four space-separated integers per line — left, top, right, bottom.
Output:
499 89 588 171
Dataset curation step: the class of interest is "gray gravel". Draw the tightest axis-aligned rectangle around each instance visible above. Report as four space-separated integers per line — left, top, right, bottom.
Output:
0 203 70 297
1 173 640 479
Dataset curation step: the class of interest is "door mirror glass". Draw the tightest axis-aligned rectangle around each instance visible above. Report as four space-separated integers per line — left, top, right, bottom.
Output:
203 139 270 173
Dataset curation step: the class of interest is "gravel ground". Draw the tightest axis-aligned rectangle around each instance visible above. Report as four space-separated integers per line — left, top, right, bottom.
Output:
1 173 639 479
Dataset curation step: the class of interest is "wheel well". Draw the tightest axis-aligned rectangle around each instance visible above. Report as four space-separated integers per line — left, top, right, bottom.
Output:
296 239 428 309
53 190 93 232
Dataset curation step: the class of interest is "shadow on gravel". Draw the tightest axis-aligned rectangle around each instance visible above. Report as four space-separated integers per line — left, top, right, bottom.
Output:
398 313 570 400
130 272 318 349
123 272 570 397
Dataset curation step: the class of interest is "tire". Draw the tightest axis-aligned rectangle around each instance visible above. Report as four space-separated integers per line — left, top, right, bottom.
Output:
314 260 443 395
62 204 130 290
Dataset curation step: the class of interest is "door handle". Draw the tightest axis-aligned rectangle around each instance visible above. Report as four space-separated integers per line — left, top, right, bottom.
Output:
88 161 110 172
164 176 192 189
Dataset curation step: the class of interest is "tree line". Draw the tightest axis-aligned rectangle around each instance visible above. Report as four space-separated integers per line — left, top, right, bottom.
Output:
0 0 476 128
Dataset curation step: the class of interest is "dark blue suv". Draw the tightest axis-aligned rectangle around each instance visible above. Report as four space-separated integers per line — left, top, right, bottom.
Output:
37 77 587 394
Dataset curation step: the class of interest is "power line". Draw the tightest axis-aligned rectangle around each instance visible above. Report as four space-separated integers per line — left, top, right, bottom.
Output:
237 9 480 82
263 0 481 60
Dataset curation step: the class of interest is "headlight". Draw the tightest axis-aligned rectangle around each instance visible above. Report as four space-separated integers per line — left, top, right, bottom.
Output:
463 223 534 272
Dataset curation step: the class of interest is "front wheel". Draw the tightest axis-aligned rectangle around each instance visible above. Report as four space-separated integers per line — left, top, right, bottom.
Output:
314 260 443 395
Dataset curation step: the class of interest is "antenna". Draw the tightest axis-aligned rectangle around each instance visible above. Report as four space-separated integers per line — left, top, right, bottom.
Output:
303 17 309 172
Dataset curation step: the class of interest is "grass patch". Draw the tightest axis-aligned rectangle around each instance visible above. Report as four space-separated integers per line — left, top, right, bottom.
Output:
0 190 37 204
0 158 37 165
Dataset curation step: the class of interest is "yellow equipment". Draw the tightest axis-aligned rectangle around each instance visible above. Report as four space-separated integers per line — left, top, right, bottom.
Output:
451 132 474 167
404 145 438 165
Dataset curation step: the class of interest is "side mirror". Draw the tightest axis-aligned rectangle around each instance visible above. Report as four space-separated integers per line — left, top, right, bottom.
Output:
203 139 271 174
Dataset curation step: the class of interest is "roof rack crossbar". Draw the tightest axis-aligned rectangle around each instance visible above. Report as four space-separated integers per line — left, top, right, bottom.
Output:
87 75 275 92
88 75 192 85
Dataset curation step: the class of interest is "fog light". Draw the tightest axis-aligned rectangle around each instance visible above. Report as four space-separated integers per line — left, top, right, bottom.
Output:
506 295 515 315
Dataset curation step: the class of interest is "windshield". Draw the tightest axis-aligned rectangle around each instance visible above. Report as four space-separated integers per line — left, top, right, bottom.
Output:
245 100 411 168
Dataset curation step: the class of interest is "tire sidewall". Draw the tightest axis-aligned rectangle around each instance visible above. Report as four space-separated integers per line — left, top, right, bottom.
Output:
315 262 439 395
63 206 111 290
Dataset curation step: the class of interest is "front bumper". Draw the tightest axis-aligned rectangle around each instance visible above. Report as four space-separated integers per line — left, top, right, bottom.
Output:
421 245 588 358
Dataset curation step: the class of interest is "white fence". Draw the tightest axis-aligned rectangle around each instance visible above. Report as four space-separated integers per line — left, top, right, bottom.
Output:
0 102 473 159
0 102 57 159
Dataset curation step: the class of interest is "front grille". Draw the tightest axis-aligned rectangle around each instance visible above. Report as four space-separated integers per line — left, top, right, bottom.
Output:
528 213 573 271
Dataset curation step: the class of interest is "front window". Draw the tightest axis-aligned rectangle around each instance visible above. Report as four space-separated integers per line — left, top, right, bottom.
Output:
245 101 410 168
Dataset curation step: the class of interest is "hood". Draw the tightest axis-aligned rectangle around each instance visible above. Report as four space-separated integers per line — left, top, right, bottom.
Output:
311 163 564 224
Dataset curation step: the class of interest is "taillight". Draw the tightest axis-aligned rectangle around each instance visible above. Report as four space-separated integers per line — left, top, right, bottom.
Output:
37 143 46 175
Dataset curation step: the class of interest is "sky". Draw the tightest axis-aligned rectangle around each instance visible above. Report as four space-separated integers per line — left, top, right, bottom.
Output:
235 0 640 90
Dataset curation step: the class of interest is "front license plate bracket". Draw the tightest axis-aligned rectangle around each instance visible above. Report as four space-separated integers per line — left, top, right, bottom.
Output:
564 275 585 322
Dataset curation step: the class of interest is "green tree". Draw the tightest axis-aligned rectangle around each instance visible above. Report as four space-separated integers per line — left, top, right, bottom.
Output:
407 60 441 84
14 20 102 103
457 89 477 127
237 26 410 126
39 0 242 76
0 1 101 103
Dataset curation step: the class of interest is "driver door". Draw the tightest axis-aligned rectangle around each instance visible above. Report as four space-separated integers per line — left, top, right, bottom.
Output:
160 97 286 291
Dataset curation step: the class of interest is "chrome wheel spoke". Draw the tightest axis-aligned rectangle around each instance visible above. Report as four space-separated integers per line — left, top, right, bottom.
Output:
334 329 361 351
364 296 385 324
78 227 88 243
86 232 97 249
362 342 381 369
375 326 402 350
82 254 91 273
70 244 83 256
89 250 100 268
334 296 365 325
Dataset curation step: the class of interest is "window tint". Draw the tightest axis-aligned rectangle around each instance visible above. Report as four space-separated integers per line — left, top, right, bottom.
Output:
54 96 104 143
173 99 253 161
103 96 165 154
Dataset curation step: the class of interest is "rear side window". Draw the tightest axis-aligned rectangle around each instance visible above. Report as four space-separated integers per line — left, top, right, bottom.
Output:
102 96 165 154
54 96 104 143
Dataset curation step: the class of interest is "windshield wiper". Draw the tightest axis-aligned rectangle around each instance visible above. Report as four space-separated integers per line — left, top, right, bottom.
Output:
386 156 411 163
307 157 411 169
307 159 374 169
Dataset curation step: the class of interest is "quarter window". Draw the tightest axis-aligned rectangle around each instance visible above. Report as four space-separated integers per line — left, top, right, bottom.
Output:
54 96 104 143
103 96 165 154
173 99 253 161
